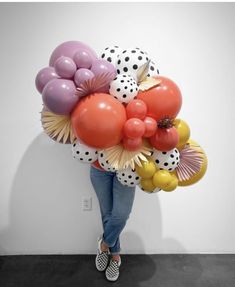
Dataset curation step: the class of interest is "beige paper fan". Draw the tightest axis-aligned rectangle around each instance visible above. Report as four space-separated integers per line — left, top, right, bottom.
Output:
41 107 76 144
104 141 153 170
138 77 161 91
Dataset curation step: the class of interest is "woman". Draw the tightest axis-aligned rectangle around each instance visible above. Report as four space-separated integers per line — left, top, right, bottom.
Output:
90 161 136 282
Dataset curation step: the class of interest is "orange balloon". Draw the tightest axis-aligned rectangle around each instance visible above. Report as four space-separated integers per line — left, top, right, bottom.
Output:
71 93 127 149
143 116 157 137
122 137 142 151
137 76 182 121
123 118 145 139
150 127 179 151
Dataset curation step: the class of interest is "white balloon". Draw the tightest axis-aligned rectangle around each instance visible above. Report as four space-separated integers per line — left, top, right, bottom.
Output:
116 47 150 80
147 60 160 77
109 74 138 104
116 167 140 187
72 141 98 163
151 148 180 171
98 151 117 172
100 45 123 65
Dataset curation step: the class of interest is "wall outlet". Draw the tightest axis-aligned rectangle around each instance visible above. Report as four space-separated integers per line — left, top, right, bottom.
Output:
82 197 92 211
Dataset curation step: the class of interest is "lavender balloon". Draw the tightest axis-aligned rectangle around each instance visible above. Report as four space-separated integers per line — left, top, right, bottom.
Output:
35 67 59 94
74 49 93 69
91 59 117 93
54 56 77 79
49 41 97 67
42 79 78 115
74 68 94 87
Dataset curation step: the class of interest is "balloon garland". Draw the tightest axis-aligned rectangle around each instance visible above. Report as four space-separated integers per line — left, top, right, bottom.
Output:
36 41 207 193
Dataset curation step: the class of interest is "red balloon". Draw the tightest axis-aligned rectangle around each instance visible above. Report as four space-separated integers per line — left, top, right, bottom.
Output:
143 117 157 137
123 118 145 139
126 99 147 120
123 137 142 151
137 76 182 121
149 127 179 151
71 93 126 149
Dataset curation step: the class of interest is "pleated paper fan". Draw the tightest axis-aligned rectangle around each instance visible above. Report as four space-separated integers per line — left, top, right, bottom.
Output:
41 106 76 144
104 140 153 170
175 143 204 181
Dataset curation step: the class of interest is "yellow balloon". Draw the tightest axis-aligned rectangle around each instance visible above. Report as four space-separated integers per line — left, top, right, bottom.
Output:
174 119 191 150
140 178 156 192
152 170 172 189
135 159 157 179
163 174 178 192
177 139 208 186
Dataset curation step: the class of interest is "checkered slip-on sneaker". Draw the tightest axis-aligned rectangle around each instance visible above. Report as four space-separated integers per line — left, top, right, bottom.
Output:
105 257 122 281
95 236 110 272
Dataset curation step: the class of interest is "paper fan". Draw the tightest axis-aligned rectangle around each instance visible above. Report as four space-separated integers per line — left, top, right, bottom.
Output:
175 143 204 181
41 106 76 144
104 140 153 170
75 72 114 98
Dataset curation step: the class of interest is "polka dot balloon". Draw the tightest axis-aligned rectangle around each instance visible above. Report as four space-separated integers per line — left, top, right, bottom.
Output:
151 148 180 171
100 45 123 65
116 167 140 187
116 47 150 80
98 151 117 172
147 61 160 77
72 141 98 163
109 74 138 104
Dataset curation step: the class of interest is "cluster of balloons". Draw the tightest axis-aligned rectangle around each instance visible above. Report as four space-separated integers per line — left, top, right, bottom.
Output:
36 41 207 194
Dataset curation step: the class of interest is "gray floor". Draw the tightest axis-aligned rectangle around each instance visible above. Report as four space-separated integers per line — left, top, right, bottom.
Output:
0 254 234 287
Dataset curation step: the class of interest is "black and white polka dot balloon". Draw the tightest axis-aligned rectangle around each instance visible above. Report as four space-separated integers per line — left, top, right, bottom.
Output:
116 167 140 187
151 148 180 171
109 74 138 104
147 61 160 77
100 45 123 65
116 47 150 80
98 151 117 172
72 141 98 163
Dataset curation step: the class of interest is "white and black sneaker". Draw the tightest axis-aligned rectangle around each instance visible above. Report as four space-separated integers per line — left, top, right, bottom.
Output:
95 236 110 271
105 257 121 281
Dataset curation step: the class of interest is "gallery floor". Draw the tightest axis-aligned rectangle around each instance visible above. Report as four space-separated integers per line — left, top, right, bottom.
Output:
0 254 234 287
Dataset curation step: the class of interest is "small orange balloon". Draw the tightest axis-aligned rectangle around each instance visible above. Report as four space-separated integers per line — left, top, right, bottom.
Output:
71 93 127 149
143 116 157 138
137 76 182 121
122 137 142 151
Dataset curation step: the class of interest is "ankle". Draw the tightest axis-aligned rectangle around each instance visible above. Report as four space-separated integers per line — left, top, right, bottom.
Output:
101 240 109 252
111 254 121 262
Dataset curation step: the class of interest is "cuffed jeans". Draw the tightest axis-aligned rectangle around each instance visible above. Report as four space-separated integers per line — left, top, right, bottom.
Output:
90 165 136 255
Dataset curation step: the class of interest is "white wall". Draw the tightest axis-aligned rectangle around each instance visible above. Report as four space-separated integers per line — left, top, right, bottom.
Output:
0 3 234 255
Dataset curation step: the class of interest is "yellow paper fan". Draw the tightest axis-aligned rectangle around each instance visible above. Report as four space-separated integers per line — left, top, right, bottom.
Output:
104 140 153 170
41 107 76 144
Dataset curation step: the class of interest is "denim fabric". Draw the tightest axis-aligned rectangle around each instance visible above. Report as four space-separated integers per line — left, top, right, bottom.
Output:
90 165 136 255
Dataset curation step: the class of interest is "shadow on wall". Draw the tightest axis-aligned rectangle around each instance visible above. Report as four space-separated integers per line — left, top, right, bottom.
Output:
0 133 187 258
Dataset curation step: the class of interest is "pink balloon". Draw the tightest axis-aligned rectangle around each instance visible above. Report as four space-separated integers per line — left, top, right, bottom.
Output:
54 56 77 79
73 49 93 69
74 68 94 87
42 79 78 115
35 67 59 94
49 41 97 67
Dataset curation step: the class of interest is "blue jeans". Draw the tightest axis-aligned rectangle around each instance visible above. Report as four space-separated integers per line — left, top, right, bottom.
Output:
90 165 136 255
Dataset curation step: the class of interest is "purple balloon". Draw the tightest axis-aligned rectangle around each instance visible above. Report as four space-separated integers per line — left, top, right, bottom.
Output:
42 79 78 115
35 67 59 94
73 49 93 69
91 59 117 93
54 56 77 79
74 68 94 87
49 41 97 67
